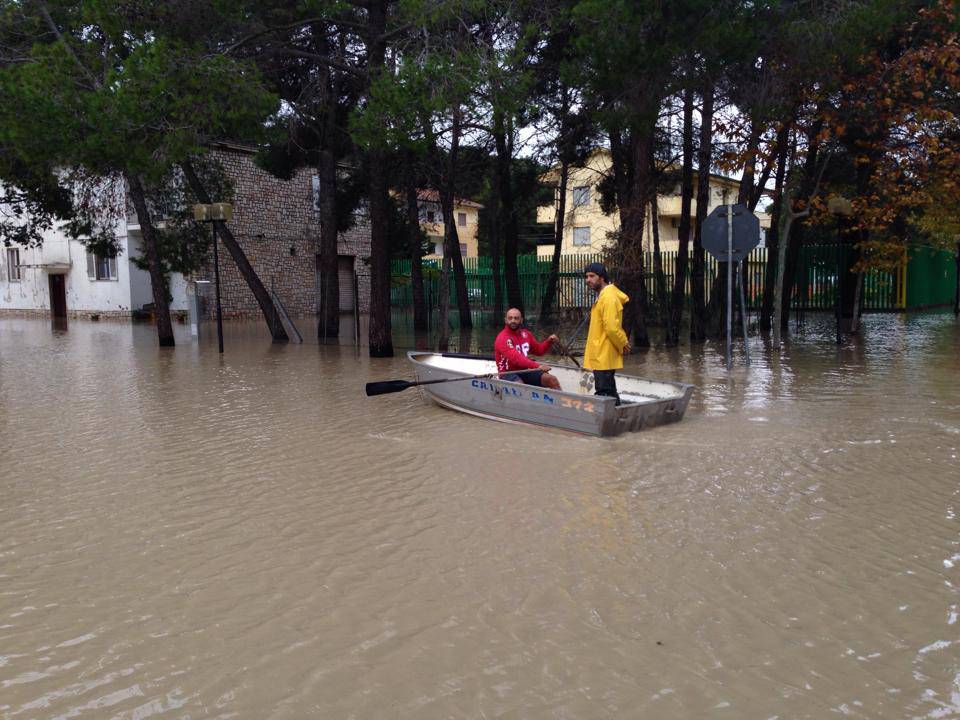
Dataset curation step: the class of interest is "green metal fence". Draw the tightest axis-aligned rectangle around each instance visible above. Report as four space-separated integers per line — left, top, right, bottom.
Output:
906 245 958 309
391 244 952 315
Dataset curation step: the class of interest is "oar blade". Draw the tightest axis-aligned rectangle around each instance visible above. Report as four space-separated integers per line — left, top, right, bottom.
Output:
365 379 415 397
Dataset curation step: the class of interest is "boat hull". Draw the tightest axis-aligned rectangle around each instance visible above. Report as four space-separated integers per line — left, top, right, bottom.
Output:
408 353 694 437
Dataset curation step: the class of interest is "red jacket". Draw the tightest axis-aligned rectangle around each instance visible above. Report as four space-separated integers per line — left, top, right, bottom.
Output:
494 326 553 372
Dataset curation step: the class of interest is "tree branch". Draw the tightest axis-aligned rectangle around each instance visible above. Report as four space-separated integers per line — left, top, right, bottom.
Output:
36 1 100 88
262 48 365 78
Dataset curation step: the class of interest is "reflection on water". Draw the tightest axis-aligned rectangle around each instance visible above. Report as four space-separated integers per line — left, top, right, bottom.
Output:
1 312 959 719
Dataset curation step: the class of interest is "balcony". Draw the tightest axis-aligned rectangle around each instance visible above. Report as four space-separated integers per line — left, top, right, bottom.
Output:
38 238 72 272
658 195 701 217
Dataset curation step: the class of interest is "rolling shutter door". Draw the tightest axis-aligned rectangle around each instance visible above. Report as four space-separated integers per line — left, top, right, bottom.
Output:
337 256 355 311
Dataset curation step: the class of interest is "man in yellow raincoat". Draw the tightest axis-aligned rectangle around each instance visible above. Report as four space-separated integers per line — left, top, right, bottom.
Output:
583 263 631 404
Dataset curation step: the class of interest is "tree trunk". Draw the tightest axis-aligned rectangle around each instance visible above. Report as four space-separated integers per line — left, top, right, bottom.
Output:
651 189 666 328
437 253 451 351
772 180 797 346
618 118 652 349
540 158 568 320
760 125 789 333
850 271 864 333
315 37 340 341
365 0 393 357
690 80 713 343
494 112 522 312
126 172 174 347
489 187 504 321
317 144 340 340
666 86 694 347
839 231 862 332
609 123 632 232
737 121 761 205
781 122 823 329
180 159 289 343
954 240 959 316
405 160 427 332
443 106 471 328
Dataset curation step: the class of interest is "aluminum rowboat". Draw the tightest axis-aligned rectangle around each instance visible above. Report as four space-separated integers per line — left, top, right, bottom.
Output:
408 352 694 437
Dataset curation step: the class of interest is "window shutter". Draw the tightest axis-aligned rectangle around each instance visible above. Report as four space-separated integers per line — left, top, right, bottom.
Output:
86 252 96 279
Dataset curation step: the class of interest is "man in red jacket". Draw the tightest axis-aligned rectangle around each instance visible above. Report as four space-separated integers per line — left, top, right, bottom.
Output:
494 308 561 390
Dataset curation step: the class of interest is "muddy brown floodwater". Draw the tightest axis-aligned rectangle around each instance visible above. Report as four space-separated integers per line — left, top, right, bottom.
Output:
1 313 959 719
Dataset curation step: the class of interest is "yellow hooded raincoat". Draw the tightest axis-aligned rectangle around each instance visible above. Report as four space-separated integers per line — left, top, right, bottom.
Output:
583 284 630 371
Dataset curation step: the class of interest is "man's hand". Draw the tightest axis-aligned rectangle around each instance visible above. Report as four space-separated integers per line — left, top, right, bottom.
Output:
547 334 559 344
538 363 551 372
622 342 632 355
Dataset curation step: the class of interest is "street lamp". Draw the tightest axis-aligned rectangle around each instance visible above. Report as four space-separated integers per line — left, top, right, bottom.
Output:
193 202 233 353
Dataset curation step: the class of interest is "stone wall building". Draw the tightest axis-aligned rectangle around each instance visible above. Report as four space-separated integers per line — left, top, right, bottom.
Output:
203 142 371 319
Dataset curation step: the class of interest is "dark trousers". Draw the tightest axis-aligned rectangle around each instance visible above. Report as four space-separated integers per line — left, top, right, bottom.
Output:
594 370 620 405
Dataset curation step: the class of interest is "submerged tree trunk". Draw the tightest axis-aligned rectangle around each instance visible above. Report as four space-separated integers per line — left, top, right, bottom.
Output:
540 158 569 320
126 172 174 347
690 80 713 343
405 160 427 332
666 86 694 347
181 159 289 344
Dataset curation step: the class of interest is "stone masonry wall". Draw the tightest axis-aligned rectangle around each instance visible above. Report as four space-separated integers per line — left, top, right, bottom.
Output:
200 145 371 318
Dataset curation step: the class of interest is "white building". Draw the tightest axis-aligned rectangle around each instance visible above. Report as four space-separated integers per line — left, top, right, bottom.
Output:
0 199 187 319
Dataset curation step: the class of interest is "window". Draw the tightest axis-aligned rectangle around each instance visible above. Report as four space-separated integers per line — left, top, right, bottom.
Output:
457 212 467 227
86 251 117 281
572 186 590 207
459 243 468 256
6 248 21 282
573 226 591 247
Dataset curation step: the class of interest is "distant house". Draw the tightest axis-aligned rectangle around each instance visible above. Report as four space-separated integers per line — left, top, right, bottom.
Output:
416 189 483 259
536 147 771 257
0 182 189 320
0 142 372 321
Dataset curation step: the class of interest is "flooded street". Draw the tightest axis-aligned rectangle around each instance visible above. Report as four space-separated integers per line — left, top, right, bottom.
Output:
1 313 958 719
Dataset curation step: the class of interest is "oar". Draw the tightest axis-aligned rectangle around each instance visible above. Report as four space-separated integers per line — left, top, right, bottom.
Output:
552 309 591 370
365 367 543 397
552 337 581 369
